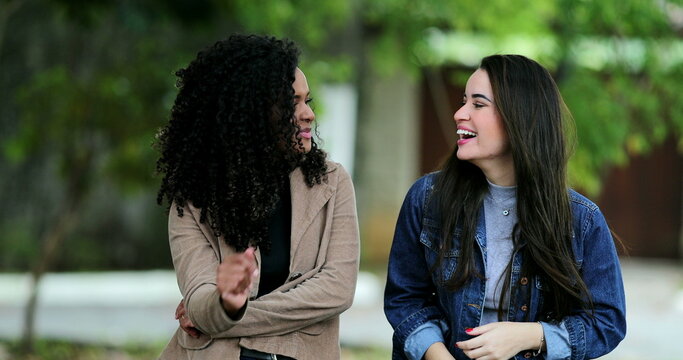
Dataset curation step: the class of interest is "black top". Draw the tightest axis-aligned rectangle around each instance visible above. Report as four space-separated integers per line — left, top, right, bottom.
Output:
257 181 292 297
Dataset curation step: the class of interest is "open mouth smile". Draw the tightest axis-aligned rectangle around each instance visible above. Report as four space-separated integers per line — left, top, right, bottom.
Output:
456 128 477 146
457 129 477 139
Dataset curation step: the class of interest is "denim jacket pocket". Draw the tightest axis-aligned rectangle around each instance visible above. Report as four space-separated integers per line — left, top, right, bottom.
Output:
420 217 460 287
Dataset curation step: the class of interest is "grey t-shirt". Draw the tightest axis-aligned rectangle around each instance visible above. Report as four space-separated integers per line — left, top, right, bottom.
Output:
480 180 517 325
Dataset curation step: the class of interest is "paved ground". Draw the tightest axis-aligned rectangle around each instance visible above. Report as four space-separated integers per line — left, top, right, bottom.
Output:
0 258 681 358
600 258 683 359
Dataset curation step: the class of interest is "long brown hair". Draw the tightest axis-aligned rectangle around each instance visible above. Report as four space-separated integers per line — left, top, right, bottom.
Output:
432 54 592 320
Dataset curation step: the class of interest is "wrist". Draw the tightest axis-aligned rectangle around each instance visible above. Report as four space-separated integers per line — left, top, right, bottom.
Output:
424 342 453 360
220 297 236 315
220 295 245 319
532 321 545 355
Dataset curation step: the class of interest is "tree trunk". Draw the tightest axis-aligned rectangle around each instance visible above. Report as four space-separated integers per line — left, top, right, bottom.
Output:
0 0 26 58
20 150 91 354
679 170 683 259
20 203 80 353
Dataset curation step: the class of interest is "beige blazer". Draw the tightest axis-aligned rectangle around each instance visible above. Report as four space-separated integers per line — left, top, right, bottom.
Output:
158 161 359 360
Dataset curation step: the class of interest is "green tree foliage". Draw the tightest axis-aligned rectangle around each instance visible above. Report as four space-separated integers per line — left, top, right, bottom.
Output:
1 0 681 269
0 0 190 351
0 0 680 272
1 0 681 352
358 0 683 194
1 0 183 272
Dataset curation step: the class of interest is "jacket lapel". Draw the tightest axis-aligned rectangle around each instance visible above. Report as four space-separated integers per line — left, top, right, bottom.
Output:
289 164 336 257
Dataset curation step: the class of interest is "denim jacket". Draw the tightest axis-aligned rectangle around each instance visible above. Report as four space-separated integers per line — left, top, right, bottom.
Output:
384 173 626 360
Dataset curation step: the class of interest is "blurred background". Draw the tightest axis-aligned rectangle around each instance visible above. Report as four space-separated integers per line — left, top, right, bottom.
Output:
1 0 682 359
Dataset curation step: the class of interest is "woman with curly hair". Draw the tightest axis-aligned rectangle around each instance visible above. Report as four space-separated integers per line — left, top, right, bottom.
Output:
384 55 626 359
156 34 359 360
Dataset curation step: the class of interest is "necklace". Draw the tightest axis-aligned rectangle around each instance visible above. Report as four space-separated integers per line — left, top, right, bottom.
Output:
486 181 517 217
487 193 516 216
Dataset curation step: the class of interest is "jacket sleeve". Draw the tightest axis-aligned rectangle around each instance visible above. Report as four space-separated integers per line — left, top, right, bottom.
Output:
562 206 627 359
212 165 360 338
384 175 447 358
168 202 244 335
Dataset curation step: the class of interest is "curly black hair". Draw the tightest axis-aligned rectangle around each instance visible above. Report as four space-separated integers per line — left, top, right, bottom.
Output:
156 34 327 252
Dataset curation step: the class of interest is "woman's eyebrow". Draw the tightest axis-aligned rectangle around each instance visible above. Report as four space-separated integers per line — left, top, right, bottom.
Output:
472 93 492 102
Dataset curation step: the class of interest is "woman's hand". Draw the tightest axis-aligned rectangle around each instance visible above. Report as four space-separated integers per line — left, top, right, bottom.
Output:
216 247 258 317
425 342 456 360
456 322 543 360
174 299 202 338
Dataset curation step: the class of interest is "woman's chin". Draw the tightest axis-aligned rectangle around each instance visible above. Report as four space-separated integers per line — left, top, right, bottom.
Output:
456 149 473 161
299 139 312 153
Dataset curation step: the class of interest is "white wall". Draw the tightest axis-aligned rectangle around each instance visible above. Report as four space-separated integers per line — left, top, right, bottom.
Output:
317 83 358 177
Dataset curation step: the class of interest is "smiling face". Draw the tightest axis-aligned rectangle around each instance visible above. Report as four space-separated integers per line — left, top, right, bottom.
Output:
453 68 514 183
292 68 315 153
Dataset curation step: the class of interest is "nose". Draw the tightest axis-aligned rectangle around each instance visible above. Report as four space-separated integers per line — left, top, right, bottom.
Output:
453 103 468 123
299 103 315 124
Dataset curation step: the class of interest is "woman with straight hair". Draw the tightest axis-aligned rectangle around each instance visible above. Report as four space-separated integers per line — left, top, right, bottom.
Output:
384 54 626 360
156 34 359 360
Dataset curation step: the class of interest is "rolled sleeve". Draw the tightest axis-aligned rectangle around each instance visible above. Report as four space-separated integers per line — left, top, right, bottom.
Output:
541 321 571 360
404 320 448 360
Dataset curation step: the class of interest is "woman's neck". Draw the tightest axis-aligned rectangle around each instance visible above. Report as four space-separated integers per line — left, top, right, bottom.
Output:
478 161 516 186
469 153 515 186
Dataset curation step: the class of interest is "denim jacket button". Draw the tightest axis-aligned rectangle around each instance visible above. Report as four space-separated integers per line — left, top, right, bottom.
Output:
520 277 529 285
524 352 532 358
521 304 528 312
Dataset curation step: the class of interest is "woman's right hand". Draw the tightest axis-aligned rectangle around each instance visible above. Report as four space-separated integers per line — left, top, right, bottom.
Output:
216 247 258 317
175 299 202 338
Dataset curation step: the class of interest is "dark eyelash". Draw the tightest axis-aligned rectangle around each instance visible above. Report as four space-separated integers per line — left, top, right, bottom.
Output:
305 98 314 104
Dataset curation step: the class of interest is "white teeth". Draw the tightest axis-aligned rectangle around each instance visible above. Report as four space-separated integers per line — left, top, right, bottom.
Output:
457 129 477 137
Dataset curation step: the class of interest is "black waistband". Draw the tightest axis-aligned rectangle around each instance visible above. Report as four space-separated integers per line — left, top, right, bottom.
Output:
240 348 295 360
